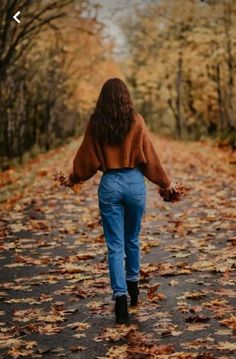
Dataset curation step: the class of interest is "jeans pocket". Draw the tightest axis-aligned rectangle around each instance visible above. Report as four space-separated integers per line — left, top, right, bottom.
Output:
99 188 116 201
98 177 120 203
129 181 146 200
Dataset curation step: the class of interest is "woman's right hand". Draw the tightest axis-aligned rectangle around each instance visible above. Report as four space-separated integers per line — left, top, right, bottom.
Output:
159 181 185 202
166 182 179 194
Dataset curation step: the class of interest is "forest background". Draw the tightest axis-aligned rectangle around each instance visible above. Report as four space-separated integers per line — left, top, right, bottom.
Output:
1 0 236 170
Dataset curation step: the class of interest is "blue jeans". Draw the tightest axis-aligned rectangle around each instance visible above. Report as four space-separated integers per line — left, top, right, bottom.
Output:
98 168 146 299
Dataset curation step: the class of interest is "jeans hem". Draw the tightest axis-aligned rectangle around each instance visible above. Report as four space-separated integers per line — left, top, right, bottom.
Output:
126 276 140 282
112 291 128 300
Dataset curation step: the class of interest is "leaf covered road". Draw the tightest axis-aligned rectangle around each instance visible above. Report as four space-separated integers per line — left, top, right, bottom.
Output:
0 135 236 358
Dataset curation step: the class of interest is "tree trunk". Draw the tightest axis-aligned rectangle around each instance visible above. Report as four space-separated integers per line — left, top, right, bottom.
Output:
175 53 183 138
216 63 225 132
224 3 235 129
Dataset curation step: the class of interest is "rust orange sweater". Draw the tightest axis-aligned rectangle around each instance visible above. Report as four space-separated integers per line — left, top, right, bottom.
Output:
70 113 171 189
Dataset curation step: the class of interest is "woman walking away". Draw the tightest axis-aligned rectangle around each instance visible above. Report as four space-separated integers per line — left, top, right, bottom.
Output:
68 78 179 324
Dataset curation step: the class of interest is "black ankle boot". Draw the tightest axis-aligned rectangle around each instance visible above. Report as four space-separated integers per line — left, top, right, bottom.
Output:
115 295 129 324
127 280 139 306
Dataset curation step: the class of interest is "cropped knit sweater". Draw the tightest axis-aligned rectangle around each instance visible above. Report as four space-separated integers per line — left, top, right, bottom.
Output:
69 113 171 189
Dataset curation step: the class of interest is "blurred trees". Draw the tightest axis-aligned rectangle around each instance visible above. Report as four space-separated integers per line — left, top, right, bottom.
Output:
0 0 121 169
121 0 236 146
2 0 235 170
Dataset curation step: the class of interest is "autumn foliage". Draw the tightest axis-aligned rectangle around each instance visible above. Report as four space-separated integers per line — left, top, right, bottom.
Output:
121 0 236 146
0 0 122 170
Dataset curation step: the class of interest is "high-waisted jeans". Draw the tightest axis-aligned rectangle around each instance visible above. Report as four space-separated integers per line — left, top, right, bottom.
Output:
98 168 146 299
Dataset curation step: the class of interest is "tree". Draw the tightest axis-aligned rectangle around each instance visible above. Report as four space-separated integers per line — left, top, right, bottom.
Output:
0 0 122 168
120 0 236 145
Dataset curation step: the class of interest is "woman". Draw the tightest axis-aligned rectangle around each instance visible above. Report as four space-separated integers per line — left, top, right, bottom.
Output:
68 78 178 324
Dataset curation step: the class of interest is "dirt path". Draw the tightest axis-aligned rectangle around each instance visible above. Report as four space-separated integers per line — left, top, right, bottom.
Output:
0 135 235 358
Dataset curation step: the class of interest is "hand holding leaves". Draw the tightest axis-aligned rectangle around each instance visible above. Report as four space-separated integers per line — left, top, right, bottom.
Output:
159 182 185 202
53 172 84 194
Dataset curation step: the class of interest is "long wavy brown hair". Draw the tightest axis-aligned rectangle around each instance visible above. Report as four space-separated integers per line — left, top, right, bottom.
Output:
90 78 136 145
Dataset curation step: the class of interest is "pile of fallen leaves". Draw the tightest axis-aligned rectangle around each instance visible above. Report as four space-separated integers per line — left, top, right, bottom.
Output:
159 182 185 202
52 172 84 194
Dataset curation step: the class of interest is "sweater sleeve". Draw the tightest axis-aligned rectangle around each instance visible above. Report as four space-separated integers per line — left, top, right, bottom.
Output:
71 121 100 181
139 115 171 189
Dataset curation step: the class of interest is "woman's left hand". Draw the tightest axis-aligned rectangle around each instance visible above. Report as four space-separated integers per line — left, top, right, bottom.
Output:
67 173 84 193
53 172 83 193
68 173 78 187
